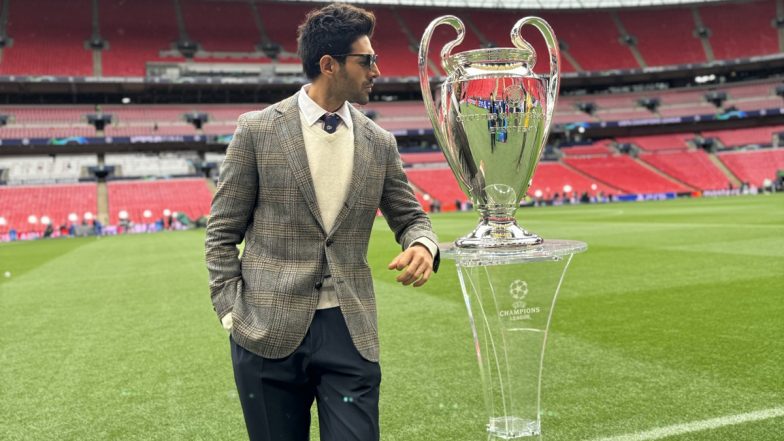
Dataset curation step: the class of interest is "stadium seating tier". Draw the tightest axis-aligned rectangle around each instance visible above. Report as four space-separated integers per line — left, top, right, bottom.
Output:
99 0 184 77
640 150 730 190
181 0 259 53
718 148 784 187
0 183 97 235
1 0 93 76
0 1 781 77
563 155 693 194
106 178 213 224
699 0 779 61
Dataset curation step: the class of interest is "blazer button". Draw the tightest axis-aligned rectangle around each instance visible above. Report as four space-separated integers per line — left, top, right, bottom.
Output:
326 238 334 247
315 281 323 290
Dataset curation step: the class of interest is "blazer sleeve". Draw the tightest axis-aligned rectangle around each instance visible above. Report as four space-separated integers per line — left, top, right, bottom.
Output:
204 114 259 319
378 131 441 271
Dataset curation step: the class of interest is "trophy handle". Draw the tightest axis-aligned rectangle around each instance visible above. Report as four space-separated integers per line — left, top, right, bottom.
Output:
418 16 464 151
511 17 561 131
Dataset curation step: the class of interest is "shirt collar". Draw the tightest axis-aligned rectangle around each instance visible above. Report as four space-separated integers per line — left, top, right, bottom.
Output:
298 84 353 130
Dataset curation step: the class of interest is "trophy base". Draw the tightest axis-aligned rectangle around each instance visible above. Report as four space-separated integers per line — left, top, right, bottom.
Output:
455 219 542 248
488 417 541 439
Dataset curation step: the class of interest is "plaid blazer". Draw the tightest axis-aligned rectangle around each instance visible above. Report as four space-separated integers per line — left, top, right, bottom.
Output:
205 93 439 362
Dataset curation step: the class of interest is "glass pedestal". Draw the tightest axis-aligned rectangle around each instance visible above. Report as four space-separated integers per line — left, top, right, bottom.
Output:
443 240 587 440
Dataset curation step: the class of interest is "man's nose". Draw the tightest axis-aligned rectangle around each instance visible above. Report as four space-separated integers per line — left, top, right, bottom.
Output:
371 62 381 78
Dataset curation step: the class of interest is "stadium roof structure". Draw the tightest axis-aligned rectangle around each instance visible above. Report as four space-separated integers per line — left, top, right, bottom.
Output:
277 0 729 9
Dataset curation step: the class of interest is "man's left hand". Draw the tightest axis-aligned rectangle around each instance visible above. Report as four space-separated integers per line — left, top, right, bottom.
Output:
387 244 434 287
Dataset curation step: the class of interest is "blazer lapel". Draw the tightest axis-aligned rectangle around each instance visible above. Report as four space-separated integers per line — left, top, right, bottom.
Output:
329 107 373 236
273 94 326 233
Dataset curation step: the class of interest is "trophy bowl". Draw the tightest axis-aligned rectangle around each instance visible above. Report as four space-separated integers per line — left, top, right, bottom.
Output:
419 16 561 248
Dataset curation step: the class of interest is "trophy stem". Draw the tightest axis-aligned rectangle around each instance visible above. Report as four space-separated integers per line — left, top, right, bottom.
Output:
456 216 542 248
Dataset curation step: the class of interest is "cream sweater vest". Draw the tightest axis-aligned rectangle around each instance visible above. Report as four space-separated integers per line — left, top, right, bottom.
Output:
301 112 354 309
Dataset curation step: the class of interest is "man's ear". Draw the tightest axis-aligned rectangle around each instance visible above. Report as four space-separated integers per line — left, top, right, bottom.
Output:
319 55 336 77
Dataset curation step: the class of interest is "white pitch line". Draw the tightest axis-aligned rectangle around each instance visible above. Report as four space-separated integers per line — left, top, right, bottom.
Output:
587 407 784 441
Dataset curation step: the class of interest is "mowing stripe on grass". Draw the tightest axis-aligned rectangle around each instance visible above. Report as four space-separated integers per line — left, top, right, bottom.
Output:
587 407 784 441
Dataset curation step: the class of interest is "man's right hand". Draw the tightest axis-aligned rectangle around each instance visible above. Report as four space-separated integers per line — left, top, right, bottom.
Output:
221 313 233 333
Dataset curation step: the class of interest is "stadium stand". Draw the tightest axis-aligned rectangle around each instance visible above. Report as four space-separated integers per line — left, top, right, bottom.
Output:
403 159 622 209
656 102 718 118
257 2 313 55
396 7 485 76
180 0 259 53
1 77 781 141
593 107 657 121
563 155 693 194
718 148 784 187
1 155 96 184
640 150 730 190
0 0 93 76
400 152 446 164
616 133 693 151
698 0 779 61
529 162 620 196
0 126 96 140
0 0 781 78
560 142 615 156
544 11 639 72
103 124 197 137
466 9 575 74
202 124 239 136
405 167 467 211
617 8 706 67
0 105 94 124
106 178 212 225
701 125 784 148
99 0 184 77
0 183 97 235
105 154 194 177
558 78 784 120
365 8 420 77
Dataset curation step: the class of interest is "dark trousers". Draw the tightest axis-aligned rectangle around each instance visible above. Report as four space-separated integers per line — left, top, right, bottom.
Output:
230 307 381 441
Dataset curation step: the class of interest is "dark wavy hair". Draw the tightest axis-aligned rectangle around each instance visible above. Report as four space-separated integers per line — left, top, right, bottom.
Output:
297 3 376 80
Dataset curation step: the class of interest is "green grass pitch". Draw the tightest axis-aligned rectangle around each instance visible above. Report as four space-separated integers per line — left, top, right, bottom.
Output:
1 194 782 440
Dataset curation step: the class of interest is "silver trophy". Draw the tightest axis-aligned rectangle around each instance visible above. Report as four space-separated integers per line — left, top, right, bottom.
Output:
419 16 560 247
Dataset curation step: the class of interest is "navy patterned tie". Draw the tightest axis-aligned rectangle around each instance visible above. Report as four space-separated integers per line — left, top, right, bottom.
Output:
320 113 340 134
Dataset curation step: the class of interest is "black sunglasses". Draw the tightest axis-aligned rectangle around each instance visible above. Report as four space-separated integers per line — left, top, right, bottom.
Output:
330 53 379 68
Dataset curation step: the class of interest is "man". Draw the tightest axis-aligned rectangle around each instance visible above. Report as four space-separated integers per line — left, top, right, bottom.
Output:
204 4 439 441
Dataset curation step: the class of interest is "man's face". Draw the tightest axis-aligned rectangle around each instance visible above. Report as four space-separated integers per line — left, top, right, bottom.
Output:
333 36 380 105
